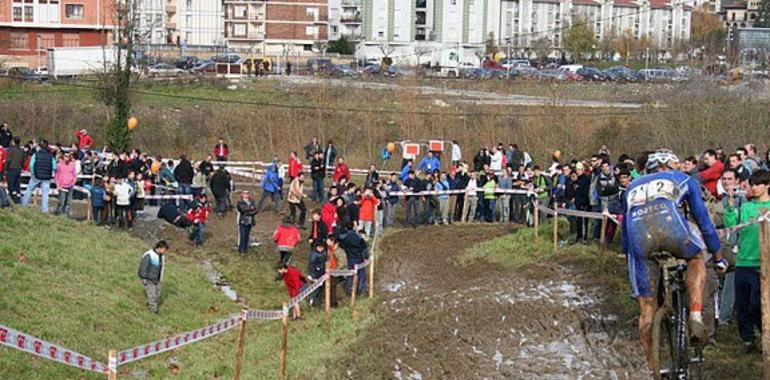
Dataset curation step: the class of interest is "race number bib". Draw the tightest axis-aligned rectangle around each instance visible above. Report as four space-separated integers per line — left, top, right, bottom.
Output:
626 179 678 208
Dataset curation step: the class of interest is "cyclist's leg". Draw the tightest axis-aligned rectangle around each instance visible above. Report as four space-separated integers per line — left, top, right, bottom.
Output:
685 221 709 342
638 296 657 371
628 246 659 371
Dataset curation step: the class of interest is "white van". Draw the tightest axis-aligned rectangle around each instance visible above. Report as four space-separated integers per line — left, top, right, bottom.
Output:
557 64 583 74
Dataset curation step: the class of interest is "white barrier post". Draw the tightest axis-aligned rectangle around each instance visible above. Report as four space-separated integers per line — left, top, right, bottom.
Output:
350 265 359 320
232 309 248 380
279 303 289 380
108 350 117 380
534 199 540 238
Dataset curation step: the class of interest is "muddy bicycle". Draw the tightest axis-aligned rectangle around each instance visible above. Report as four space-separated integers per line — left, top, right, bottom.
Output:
650 252 704 380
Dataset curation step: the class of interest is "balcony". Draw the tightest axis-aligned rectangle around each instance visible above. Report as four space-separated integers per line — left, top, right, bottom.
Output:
340 14 361 23
341 0 361 7
166 5 177 14
227 31 266 40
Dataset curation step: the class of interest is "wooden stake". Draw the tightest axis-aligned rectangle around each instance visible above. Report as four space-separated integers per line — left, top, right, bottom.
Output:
552 210 558 252
325 261 331 335
232 310 248 380
599 215 608 256
350 265 359 319
108 350 117 380
533 199 540 238
279 303 288 380
759 212 770 378
86 194 93 221
369 239 376 299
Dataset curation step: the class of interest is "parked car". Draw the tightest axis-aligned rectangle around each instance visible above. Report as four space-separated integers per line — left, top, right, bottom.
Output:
34 66 49 79
385 65 413 77
175 56 198 70
501 59 531 69
461 67 492 79
329 64 357 77
307 58 333 74
361 64 381 77
0 68 8 76
638 68 680 82
604 66 639 82
490 69 519 80
576 66 608 81
482 59 505 71
8 67 46 81
512 66 539 78
558 64 583 74
210 54 241 64
190 60 216 75
537 69 569 81
145 63 185 78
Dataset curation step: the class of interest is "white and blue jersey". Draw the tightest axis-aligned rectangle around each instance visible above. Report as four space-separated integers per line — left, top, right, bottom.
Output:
621 170 720 297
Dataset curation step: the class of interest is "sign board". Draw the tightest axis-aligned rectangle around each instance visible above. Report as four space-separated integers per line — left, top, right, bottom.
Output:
404 143 420 156
428 140 445 152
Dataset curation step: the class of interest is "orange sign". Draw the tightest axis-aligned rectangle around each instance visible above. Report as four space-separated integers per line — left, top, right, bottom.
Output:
429 140 444 152
404 143 420 156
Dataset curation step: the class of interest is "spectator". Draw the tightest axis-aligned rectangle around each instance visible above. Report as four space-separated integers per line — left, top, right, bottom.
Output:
199 155 215 178
276 263 306 320
451 140 462 168
90 178 107 224
191 163 207 197
310 151 325 202
307 240 328 306
213 138 229 161
453 163 470 222
497 167 513 223
384 173 400 227
338 229 369 296
5 137 24 203
113 178 134 228
399 140 416 169
436 172 450 224
333 157 351 183
307 209 328 244
174 155 195 211
75 129 93 150
422 172 437 225
365 164 379 188
0 143 5 182
682 156 699 177
256 162 282 213
359 187 379 236
343 194 361 231
187 194 211 247
532 165 552 214
321 195 339 235
473 149 487 172
573 163 592 242
743 144 762 173
287 173 308 228
137 240 169 314
304 138 321 160
273 217 301 266
54 152 77 217
0 123 11 147
593 160 620 238
482 172 497 222
21 141 56 213
724 169 770 353
700 149 724 198
400 160 413 182
417 151 440 174
403 170 421 228
490 146 503 172
209 165 232 217
288 151 302 181
462 171 479 223
728 153 751 182
236 190 259 255
324 140 337 173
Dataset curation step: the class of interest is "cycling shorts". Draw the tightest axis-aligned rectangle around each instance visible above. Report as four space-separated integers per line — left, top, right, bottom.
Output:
626 199 705 298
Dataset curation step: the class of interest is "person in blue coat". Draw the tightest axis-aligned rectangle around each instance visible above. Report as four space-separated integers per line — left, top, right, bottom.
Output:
400 160 414 182
256 162 283 213
417 151 440 173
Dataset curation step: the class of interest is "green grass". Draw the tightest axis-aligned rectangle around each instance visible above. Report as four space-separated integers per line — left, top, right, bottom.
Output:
0 208 372 379
457 216 763 379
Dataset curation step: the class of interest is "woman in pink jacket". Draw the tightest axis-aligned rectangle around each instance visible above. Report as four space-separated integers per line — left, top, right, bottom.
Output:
54 152 78 216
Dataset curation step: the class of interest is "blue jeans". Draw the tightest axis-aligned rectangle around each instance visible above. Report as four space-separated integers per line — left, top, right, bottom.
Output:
178 184 193 212
56 187 74 216
734 267 761 343
238 223 252 254
719 271 736 323
6 168 21 203
21 176 51 213
192 223 206 246
312 178 325 202
346 261 367 295
485 199 496 222
215 195 228 214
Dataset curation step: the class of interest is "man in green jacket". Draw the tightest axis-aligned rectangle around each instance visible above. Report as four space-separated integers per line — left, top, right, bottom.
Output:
137 241 169 314
724 169 770 353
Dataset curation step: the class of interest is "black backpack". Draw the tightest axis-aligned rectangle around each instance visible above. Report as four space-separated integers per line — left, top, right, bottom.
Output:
0 187 10 208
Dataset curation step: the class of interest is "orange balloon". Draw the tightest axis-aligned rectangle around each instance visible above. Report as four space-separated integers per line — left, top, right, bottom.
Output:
387 142 396 153
127 117 138 130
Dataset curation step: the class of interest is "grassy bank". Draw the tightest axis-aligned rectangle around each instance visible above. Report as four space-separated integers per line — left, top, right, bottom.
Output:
0 208 372 379
456 217 762 379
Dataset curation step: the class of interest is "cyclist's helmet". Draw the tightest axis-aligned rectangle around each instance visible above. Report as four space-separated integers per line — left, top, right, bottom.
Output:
645 149 680 171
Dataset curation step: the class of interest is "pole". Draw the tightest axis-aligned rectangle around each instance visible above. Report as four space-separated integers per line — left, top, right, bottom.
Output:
325 261 331 335
552 210 558 252
251 163 257 188
599 215 608 256
87 194 93 221
279 303 288 380
350 264 359 319
369 238 376 299
533 199 540 238
232 309 248 380
759 212 770 377
108 350 117 380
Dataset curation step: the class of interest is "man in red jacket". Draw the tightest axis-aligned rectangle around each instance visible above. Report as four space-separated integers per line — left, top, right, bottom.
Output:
187 194 212 246
699 149 724 197
273 217 301 265
277 263 306 320
213 138 229 161
288 151 303 181
333 157 351 183
75 129 93 150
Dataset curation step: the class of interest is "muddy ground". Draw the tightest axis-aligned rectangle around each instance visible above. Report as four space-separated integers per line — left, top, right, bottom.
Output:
339 225 647 380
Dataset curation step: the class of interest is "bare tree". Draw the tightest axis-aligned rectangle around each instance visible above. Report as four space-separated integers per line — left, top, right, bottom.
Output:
414 45 432 67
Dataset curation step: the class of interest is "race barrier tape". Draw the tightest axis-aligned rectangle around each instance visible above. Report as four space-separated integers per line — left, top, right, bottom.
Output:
0 324 108 374
143 194 193 200
287 274 329 310
115 313 242 366
245 309 285 321
329 259 370 277
716 212 770 238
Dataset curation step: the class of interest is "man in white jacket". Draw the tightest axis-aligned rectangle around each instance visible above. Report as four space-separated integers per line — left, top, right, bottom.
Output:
451 140 462 168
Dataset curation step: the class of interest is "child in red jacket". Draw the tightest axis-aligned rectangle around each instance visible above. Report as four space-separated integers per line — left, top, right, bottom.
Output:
273 217 301 265
187 194 212 246
277 263 306 320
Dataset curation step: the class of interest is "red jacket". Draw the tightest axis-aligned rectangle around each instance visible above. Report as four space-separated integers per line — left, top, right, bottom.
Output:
0 146 5 172
333 163 351 183
359 195 379 222
321 202 337 234
288 157 303 178
699 160 724 197
273 223 300 250
282 266 305 298
186 202 212 224
75 131 93 150
213 144 229 160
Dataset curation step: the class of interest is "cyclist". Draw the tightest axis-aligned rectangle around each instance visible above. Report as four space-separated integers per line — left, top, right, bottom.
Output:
621 150 727 374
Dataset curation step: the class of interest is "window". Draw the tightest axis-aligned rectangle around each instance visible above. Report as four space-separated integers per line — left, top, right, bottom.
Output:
306 25 319 36
234 5 246 18
303 44 313 51
10 33 29 49
233 23 246 37
38 33 55 49
450 0 456 5
331 25 338 33
186 0 192 7
186 15 192 25
65 4 84 19
306 7 319 20
185 31 192 42
13 7 22 21
24 6 33 21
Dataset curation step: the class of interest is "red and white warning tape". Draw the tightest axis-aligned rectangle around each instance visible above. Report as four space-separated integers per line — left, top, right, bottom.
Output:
0 324 108 373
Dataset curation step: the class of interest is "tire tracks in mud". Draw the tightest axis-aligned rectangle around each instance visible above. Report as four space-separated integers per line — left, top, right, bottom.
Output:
339 224 647 379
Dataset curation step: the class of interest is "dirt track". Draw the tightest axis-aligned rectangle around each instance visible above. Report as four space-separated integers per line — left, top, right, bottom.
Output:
340 224 647 379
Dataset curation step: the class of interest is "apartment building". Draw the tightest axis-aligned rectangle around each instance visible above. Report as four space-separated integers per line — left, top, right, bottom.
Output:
719 0 761 41
224 0 328 56
357 0 693 63
329 0 361 40
0 0 115 66
133 0 223 46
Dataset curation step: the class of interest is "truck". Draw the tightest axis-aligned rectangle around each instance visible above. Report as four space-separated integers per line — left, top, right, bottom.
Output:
46 46 119 78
